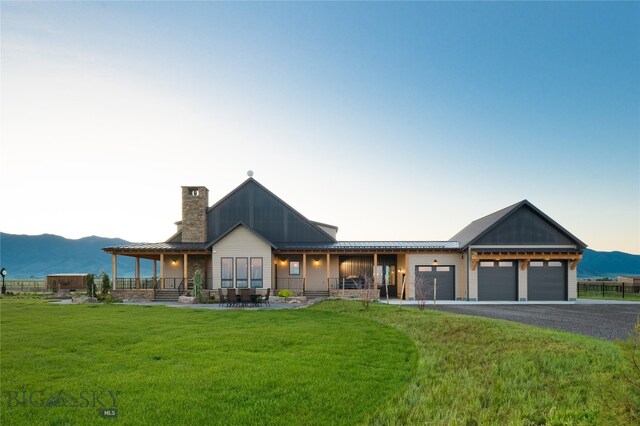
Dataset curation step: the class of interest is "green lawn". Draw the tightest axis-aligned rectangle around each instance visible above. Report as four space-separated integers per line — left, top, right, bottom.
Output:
1 299 637 425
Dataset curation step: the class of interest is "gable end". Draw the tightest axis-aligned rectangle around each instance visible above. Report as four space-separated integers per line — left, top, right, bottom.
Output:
474 204 580 247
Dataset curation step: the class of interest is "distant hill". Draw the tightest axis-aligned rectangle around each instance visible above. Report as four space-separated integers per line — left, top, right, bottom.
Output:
579 248 640 279
0 233 152 278
1 232 638 280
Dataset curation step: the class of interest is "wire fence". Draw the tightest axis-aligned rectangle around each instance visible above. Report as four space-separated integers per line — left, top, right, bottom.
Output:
3 280 49 293
577 282 640 300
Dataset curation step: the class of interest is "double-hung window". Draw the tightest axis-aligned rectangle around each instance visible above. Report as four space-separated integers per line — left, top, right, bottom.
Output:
250 258 263 288
236 258 248 288
221 258 234 288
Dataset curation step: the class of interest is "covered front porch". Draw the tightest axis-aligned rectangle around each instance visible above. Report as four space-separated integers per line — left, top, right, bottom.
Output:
103 243 211 301
273 251 406 300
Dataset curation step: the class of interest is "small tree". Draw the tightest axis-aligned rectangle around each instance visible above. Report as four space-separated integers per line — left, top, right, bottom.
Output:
359 273 376 310
99 271 111 295
192 269 203 301
86 274 96 297
414 274 429 311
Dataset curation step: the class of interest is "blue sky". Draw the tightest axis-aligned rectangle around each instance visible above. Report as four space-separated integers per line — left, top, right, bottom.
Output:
1 2 638 253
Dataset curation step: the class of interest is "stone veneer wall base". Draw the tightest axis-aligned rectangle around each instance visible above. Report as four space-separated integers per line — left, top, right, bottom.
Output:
111 289 154 302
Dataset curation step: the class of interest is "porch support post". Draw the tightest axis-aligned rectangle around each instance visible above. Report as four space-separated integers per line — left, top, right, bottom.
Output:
160 253 165 289
302 253 307 294
135 257 140 289
153 259 157 284
373 253 378 288
326 253 330 292
183 254 188 287
111 254 117 291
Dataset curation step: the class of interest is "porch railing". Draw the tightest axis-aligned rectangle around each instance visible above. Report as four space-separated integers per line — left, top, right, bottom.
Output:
161 278 184 290
115 278 156 290
275 278 305 293
116 277 211 292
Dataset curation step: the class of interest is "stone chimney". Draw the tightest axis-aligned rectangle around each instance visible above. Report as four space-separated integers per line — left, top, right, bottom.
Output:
181 186 209 242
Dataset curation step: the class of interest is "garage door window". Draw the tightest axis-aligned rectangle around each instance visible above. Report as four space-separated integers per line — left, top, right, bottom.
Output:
436 267 450 272
418 266 432 272
530 261 544 267
549 261 563 267
498 261 513 267
480 261 494 267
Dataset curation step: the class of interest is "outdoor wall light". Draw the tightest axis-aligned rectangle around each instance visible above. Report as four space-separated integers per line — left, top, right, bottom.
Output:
432 259 438 266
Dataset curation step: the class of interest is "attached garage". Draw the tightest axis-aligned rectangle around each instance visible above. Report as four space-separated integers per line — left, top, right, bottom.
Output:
478 261 518 301
415 265 455 300
528 261 567 301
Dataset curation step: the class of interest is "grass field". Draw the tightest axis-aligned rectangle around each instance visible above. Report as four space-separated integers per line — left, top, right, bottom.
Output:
1 299 637 425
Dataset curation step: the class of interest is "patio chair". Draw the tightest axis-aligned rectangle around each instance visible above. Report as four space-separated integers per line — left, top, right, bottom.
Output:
217 288 227 306
250 288 260 307
226 289 237 307
260 288 270 307
240 288 252 307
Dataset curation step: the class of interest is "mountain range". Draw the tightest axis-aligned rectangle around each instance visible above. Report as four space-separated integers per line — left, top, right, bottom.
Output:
1 232 638 279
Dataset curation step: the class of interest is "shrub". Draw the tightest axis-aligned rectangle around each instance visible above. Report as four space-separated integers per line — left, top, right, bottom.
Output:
193 269 203 300
99 272 111 295
97 293 113 303
278 290 293 298
86 274 96 297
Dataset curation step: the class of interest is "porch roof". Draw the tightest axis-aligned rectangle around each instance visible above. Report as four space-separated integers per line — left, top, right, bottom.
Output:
472 248 582 254
103 242 209 254
274 241 460 252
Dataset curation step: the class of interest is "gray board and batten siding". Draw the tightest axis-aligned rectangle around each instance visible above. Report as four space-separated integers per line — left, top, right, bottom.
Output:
474 206 576 246
206 179 335 245
451 200 587 249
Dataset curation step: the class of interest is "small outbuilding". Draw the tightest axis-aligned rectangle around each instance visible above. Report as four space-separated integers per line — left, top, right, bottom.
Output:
46 274 89 291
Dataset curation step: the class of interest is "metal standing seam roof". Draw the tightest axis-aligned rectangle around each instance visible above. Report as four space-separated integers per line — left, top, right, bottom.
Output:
449 201 522 248
449 200 587 249
274 241 460 251
103 242 208 252
472 248 582 254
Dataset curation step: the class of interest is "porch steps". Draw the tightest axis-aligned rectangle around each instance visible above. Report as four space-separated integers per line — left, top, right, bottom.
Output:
304 290 329 298
153 289 181 302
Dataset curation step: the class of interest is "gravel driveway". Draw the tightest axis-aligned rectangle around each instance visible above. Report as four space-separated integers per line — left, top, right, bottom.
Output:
435 303 640 340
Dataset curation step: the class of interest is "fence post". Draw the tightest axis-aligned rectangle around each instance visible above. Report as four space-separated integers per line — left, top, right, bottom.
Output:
623 283 625 299
602 282 605 298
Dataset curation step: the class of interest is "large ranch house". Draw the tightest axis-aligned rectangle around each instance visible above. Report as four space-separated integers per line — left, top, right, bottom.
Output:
104 178 586 302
